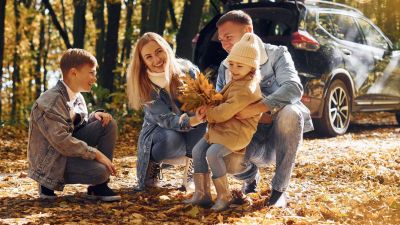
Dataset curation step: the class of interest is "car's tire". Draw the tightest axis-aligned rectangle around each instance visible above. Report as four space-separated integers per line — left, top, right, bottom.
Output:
396 112 400 125
314 79 351 136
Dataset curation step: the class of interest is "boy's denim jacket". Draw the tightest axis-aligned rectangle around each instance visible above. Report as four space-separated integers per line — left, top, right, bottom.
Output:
216 44 313 133
27 81 100 190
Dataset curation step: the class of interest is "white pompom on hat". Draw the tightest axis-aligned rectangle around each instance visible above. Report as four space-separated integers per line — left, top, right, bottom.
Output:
226 33 260 69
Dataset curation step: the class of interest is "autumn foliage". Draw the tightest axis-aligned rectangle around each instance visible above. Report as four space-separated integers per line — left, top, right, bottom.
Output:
178 73 223 112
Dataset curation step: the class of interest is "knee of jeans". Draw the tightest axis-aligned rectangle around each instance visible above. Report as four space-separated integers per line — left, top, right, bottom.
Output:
276 105 303 134
106 118 118 133
205 148 221 163
92 164 110 184
192 145 204 161
152 130 185 162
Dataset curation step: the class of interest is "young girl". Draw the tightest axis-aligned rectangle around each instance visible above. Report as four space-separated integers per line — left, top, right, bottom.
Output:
184 33 263 211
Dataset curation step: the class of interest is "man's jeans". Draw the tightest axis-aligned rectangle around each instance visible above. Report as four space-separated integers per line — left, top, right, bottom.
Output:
234 104 304 192
150 123 206 163
64 119 117 185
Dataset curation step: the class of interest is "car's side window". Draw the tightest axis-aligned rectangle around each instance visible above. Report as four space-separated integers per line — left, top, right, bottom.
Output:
356 18 388 50
318 13 335 36
330 14 364 44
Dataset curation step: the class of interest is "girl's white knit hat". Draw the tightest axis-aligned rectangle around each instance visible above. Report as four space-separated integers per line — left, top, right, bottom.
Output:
226 33 260 69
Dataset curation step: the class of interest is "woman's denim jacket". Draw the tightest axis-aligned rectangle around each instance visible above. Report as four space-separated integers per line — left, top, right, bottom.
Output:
216 44 313 133
135 66 197 191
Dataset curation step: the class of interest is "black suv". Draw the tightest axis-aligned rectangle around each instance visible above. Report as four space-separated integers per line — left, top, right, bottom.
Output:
193 0 400 136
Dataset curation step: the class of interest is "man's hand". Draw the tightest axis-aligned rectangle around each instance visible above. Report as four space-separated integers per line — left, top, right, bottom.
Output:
235 101 268 120
94 112 113 127
94 150 116 176
258 113 273 124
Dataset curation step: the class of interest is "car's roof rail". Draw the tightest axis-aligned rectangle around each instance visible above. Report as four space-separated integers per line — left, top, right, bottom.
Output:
305 0 362 15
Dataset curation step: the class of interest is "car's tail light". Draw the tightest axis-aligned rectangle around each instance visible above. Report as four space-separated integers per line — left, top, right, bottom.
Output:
301 95 311 103
291 31 320 51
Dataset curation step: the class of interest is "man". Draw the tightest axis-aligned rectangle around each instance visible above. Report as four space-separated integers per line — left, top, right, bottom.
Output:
216 10 313 207
27 49 121 202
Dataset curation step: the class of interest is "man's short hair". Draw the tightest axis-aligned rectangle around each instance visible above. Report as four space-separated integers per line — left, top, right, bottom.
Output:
216 10 253 27
60 48 98 76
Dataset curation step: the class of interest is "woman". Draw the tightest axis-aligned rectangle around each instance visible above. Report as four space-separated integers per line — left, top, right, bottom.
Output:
127 32 206 192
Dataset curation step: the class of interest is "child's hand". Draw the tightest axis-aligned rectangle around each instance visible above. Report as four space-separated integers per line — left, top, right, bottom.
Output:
196 106 207 122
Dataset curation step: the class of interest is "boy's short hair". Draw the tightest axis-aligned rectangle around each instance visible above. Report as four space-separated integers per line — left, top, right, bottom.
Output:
216 10 253 27
60 48 98 76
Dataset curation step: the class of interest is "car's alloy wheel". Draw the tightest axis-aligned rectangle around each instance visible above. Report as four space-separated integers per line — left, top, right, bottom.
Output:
315 79 351 136
328 84 350 133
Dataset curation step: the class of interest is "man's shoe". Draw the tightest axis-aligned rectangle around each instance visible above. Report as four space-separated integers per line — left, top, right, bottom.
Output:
241 171 260 194
266 190 287 208
38 184 57 199
87 182 121 202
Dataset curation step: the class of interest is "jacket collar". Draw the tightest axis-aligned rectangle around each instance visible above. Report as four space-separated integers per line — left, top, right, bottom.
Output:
56 80 71 102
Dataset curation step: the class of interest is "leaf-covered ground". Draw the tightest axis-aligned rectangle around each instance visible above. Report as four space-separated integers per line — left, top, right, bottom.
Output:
0 112 399 225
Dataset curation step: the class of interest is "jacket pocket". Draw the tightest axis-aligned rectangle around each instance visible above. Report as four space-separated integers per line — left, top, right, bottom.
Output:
38 145 57 173
260 75 279 95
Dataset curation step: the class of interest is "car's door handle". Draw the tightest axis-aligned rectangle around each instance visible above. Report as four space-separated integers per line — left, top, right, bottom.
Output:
341 48 352 55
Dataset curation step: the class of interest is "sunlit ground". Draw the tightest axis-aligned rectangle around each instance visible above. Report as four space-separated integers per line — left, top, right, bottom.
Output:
0 112 399 224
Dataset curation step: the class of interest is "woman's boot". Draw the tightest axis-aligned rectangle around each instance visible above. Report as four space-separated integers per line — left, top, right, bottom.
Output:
182 157 195 192
183 172 213 207
211 175 232 212
144 160 161 188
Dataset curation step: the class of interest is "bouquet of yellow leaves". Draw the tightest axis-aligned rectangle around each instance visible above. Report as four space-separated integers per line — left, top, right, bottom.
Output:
178 73 223 112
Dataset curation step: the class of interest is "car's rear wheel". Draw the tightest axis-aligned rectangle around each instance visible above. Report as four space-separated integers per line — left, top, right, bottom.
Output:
314 79 351 136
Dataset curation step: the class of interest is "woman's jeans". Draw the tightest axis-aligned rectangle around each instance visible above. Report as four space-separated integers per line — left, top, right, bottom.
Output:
150 123 206 163
192 138 235 179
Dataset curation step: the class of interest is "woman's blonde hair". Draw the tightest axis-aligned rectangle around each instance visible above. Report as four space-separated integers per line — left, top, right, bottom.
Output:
127 32 182 110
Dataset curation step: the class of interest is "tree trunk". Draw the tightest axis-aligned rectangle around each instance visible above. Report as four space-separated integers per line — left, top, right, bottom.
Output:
100 0 121 93
141 0 168 35
168 0 178 30
140 1 149 35
176 0 206 59
11 0 21 123
35 14 45 99
42 0 72 49
93 0 105 75
120 0 135 65
61 0 68 33
43 13 51 92
73 0 87 48
0 0 6 123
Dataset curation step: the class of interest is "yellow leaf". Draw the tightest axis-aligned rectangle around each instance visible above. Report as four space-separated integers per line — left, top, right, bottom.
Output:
186 206 200 217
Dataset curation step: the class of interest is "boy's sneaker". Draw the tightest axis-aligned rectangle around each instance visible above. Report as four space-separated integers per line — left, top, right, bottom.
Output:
38 184 57 199
87 182 121 202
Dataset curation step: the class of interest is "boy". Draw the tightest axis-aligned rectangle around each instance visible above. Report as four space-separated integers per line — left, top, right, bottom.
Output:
27 49 120 202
